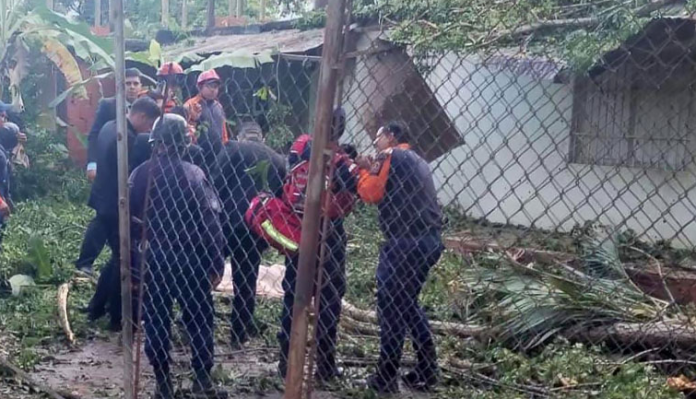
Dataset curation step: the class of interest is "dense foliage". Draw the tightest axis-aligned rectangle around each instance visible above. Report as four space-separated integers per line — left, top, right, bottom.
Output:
291 0 688 71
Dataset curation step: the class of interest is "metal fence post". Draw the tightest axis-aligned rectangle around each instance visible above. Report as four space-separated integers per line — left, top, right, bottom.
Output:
113 0 134 396
283 0 347 398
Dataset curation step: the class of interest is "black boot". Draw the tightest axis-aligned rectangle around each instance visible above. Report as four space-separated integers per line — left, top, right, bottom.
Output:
316 355 342 383
402 370 438 392
152 367 174 399
366 374 399 394
404 338 438 391
191 370 228 399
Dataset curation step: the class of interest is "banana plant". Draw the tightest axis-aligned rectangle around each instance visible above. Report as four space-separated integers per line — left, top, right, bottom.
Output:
0 2 115 108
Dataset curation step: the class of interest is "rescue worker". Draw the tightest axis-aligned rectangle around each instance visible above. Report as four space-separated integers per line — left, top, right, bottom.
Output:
212 121 286 347
85 97 160 330
77 67 142 274
277 108 358 382
184 69 229 172
139 62 184 113
129 114 227 399
355 122 443 393
0 120 21 234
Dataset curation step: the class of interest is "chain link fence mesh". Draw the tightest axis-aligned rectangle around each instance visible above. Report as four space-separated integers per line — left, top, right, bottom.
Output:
105 6 696 399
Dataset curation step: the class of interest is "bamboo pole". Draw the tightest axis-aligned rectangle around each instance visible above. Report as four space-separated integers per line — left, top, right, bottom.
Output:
112 0 134 395
283 1 347 398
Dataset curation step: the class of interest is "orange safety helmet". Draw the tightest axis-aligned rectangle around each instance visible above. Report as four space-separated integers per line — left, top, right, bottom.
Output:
157 62 184 77
197 69 221 85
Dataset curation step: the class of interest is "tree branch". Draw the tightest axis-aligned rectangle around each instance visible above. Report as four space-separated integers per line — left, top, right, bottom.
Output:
496 0 681 39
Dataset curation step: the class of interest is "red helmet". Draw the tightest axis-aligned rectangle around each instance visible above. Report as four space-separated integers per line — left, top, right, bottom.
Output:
197 69 221 85
157 62 184 77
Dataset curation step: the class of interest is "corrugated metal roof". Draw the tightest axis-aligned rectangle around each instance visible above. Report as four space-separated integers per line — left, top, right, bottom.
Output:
163 28 325 60
482 50 567 82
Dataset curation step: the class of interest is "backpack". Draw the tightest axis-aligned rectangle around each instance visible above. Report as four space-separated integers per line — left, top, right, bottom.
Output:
244 192 302 255
282 134 357 220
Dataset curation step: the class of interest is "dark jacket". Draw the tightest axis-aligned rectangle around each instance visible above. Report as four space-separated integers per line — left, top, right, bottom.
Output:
213 140 286 231
379 148 442 239
88 120 151 218
129 155 225 280
87 98 117 164
184 143 217 179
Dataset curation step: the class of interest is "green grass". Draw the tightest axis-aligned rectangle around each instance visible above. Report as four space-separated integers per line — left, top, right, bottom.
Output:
0 199 686 398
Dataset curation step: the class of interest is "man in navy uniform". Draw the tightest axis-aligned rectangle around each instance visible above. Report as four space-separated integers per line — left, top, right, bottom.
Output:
356 122 443 393
130 114 227 399
85 97 160 329
213 120 286 347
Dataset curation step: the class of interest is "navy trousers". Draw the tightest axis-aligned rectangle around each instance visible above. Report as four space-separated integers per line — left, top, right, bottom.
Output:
278 221 347 378
144 261 215 377
75 215 108 271
228 227 268 343
375 233 443 382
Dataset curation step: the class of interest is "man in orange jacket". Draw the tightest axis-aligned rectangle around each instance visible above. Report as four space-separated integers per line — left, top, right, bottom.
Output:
356 122 443 394
185 69 229 173
139 62 184 113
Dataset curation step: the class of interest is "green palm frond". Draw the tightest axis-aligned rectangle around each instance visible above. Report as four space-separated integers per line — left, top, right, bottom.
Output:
463 232 668 349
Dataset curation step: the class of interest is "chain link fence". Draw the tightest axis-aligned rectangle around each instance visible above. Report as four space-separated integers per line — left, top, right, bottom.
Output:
103 3 696 399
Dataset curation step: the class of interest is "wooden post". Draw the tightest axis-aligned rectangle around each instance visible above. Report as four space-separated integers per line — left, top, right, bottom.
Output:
206 0 215 33
161 0 169 26
181 0 187 29
113 0 134 395
283 1 347 398
260 0 265 20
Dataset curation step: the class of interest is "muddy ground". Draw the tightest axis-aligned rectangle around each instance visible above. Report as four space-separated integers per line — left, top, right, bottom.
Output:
2 263 429 398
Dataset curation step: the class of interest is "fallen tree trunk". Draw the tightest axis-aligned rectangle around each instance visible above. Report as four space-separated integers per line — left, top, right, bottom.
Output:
442 235 573 264
0 356 67 399
340 315 380 336
341 300 492 340
565 321 696 350
342 300 696 351
57 282 74 344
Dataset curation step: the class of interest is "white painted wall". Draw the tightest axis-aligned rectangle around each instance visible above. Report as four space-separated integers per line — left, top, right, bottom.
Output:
343 50 696 247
